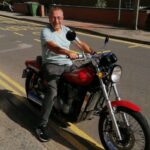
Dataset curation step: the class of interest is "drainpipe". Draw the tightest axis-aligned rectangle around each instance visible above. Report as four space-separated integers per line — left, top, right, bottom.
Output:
118 0 122 25
133 0 140 30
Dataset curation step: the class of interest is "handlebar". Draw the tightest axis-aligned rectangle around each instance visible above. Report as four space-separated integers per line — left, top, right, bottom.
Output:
68 50 111 62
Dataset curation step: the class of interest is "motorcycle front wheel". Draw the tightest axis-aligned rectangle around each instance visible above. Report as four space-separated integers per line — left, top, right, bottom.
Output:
99 107 150 150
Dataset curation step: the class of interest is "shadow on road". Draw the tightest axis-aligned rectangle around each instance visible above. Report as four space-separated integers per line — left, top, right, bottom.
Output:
0 89 103 150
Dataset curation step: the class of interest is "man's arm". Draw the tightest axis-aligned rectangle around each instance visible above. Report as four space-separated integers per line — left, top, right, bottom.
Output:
74 40 95 54
46 41 78 59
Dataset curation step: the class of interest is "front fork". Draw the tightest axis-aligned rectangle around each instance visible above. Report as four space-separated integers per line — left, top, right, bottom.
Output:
100 79 125 141
112 83 129 126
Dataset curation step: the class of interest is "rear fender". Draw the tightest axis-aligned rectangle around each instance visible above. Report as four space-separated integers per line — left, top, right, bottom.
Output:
111 100 141 112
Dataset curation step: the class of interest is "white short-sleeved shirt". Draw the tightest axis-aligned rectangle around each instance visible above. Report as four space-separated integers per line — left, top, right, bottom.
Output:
41 24 73 65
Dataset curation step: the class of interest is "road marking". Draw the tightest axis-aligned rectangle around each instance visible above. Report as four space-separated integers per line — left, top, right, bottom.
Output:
77 31 150 49
128 44 141 48
1 15 149 49
0 43 33 53
0 79 94 150
1 26 41 31
77 31 105 40
0 83 89 150
33 32 40 35
7 26 22 31
49 121 88 150
0 20 17 24
12 26 27 31
128 44 150 49
14 32 24 36
0 76 88 150
0 27 6 30
68 122 104 149
0 71 104 149
20 20 45 26
0 71 25 95
0 78 20 95
0 16 44 27
34 39 40 42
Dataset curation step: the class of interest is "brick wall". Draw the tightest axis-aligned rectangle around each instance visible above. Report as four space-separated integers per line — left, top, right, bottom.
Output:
13 3 150 29
59 5 150 29
13 3 29 14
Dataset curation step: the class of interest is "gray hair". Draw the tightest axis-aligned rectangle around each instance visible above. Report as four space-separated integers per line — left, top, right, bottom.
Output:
49 6 64 17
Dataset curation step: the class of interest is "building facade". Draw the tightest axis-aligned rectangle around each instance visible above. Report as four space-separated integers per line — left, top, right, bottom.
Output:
42 0 150 8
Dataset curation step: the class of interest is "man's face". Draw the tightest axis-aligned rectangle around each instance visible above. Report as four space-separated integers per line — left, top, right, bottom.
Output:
49 10 64 31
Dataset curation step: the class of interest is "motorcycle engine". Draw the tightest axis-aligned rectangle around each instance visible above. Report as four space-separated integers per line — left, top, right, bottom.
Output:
58 80 86 114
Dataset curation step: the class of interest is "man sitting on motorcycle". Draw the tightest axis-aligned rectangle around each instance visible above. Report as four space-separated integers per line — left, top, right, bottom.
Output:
36 6 94 142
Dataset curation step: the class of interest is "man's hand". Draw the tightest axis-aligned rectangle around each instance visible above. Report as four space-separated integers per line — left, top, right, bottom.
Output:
68 51 79 60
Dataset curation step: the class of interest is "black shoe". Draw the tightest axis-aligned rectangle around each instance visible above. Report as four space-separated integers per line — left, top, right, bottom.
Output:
35 125 50 142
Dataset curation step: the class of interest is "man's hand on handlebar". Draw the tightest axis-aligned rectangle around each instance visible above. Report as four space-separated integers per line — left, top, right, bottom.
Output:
68 50 97 60
91 51 97 55
68 51 79 60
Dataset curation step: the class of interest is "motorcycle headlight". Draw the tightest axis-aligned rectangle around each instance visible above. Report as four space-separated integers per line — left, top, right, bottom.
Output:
111 65 122 83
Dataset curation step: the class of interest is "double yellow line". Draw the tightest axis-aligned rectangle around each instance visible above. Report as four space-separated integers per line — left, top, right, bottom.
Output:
0 71 104 150
0 71 25 95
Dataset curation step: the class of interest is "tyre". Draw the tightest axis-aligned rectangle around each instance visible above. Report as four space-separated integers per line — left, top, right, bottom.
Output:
25 71 34 96
99 107 150 150
25 71 41 108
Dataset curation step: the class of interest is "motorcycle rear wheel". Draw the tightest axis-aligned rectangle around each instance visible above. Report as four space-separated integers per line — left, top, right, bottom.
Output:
99 107 150 150
25 71 33 95
25 71 41 108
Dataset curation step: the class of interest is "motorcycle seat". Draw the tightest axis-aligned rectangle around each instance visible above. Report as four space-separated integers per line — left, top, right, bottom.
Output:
25 56 42 72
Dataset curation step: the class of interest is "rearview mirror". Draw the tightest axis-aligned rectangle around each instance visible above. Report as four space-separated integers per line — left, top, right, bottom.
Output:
104 35 109 44
66 30 76 41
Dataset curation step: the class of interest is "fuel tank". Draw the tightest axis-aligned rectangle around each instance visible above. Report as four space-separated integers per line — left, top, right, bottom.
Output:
63 66 95 86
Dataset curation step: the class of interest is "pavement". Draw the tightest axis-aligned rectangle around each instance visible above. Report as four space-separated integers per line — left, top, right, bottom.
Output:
0 10 150 45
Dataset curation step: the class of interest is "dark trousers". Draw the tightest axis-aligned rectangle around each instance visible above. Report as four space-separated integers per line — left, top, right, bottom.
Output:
40 63 69 126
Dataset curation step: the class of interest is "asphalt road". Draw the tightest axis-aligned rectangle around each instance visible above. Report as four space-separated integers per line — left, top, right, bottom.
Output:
0 16 150 150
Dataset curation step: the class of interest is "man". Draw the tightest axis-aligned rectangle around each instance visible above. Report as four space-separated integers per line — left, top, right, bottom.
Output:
36 6 94 142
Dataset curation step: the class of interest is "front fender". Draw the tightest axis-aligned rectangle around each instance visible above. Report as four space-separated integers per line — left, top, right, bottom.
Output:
111 100 141 112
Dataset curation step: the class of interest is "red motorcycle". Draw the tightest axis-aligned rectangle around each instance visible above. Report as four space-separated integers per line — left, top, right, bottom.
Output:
22 31 150 150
